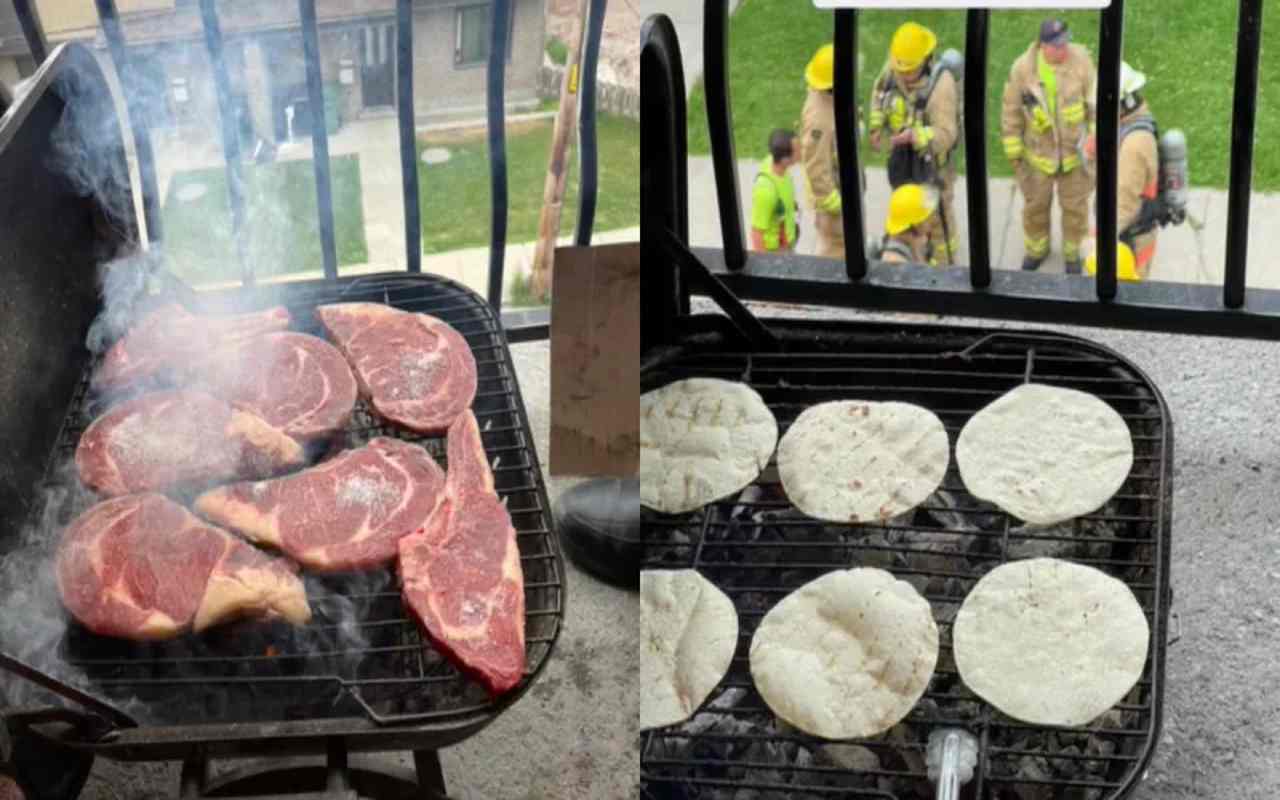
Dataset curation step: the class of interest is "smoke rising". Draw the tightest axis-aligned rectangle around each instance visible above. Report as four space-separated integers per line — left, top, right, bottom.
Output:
0 10 401 727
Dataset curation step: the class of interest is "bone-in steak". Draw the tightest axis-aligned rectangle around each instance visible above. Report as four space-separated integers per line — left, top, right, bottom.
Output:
315 303 477 435
96 304 291 394
57 494 311 640
187 332 358 443
195 438 445 572
398 410 525 696
76 390 306 496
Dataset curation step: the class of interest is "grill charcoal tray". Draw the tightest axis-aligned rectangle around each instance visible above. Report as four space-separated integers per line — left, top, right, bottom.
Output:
640 317 1171 800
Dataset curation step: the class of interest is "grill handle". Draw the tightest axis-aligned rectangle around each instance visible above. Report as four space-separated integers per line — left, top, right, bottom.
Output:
927 728 978 800
0 649 135 734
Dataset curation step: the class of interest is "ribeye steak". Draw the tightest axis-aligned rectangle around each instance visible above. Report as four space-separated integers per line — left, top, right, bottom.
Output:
195 438 445 572
96 304 291 393
57 494 311 640
398 410 526 696
187 332 358 443
76 390 306 496
315 303 477 435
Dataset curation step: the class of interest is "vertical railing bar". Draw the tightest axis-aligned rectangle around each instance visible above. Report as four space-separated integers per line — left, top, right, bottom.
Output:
832 9 866 280
486 0 512 310
94 0 163 244
198 0 251 286
396 0 422 274
13 0 48 64
963 9 991 289
1224 0 1262 310
1094 0 1124 301
704 0 745 271
573 0 606 247
298 0 338 281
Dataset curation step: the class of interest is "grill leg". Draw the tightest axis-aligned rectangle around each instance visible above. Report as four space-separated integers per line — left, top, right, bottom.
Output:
179 749 210 797
411 751 446 796
6 732 93 800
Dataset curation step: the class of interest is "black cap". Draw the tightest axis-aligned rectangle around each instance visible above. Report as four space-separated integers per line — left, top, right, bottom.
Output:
1039 19 1070 45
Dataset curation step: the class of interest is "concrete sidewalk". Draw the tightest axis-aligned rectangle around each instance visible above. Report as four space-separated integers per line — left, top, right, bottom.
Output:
641 0 741 96
688 155 1279 289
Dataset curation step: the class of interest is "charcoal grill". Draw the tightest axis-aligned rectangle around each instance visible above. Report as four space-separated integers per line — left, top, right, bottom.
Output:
640 316 1172 800
631 2 1263 791
0 7 576 793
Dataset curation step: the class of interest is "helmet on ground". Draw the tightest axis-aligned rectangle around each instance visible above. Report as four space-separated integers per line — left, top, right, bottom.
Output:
1085 242 1140 281
1120 61 1147 98
806 44 835 90
890 23 938 73
885 184 937 235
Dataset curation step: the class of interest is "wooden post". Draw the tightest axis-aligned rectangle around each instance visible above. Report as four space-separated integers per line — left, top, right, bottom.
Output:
530 0 591 300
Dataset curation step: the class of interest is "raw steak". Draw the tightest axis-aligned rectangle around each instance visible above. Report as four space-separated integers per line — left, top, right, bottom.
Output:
315 303 477 435
187 332 358 443
195 438 445 572
398 410 525 696
96 304 291 393
76 390 306 497
57 494 311 641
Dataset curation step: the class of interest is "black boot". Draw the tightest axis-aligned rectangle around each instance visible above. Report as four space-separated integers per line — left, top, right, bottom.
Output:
554 478 639 590
1064 258 1082 275
1021 255 1046 271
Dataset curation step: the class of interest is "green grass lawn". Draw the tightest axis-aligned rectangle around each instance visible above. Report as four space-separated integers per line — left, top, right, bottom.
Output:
688 1 1276 190
417 112 640 254
163 155 368 284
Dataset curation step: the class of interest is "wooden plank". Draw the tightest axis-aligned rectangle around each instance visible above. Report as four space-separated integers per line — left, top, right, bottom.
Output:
549 242 639 476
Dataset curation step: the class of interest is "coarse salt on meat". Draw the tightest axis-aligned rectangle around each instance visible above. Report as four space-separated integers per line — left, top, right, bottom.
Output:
195 438 445 573
398 410 525 696
75 390 305 497
56 494 310 641
315 303 477 435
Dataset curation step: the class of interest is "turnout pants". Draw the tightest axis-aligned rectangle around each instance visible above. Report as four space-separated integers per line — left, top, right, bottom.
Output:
920 168 960 266
814 211 846 261
1018 164 1093 262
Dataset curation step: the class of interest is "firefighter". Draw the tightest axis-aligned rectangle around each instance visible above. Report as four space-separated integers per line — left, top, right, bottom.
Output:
750 129 800 253
1086 62 1160 276
1001 19 1097 273
875 184 938 264
1084 241 1141 282
800 43 847 260
867 22 961 265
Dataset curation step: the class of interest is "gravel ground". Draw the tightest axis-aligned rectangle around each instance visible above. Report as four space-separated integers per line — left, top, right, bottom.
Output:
74 340 639 800
727 300 1280 799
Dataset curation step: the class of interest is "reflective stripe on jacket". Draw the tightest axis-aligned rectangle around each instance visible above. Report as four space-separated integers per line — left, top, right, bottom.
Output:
1001 41 1097 175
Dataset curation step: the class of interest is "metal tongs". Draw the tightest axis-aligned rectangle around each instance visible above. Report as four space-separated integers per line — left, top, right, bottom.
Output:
927 728 979 800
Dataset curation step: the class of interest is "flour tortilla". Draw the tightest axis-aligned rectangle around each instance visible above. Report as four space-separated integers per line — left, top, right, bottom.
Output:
956 383 1133 525
777 401 949 523
640 378 778 515
954 558 1149 726
641 569 739 730
749 568 939 739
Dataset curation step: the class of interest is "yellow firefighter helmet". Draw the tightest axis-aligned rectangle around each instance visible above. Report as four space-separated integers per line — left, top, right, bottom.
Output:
890 23 938 73
885 184 937 235
1085 242 1141 281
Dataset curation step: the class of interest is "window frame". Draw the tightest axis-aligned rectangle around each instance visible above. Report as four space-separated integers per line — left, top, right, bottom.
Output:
453 1 514 70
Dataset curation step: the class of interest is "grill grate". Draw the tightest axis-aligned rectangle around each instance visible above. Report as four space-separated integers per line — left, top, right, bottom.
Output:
22 274 562 730
640 321 1171 800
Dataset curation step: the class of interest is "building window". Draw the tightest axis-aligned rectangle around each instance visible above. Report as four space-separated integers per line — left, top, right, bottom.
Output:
455 3 513 68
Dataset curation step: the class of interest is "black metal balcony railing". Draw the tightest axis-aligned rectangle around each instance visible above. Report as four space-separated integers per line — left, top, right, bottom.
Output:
643 0 1280 343
10 0 603 340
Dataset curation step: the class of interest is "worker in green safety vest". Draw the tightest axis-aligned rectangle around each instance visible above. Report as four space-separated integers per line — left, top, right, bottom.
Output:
750 129 800 253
